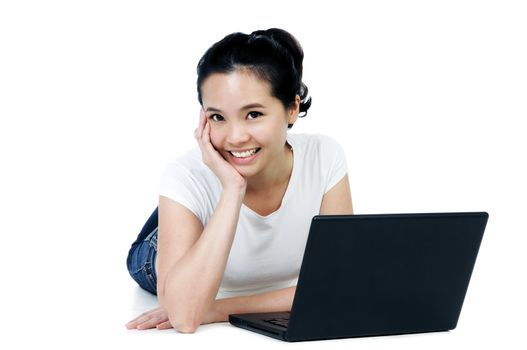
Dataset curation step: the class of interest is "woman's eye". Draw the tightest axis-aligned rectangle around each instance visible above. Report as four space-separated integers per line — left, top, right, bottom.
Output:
209 112 261 122
210 114 224 122
248 111 262 119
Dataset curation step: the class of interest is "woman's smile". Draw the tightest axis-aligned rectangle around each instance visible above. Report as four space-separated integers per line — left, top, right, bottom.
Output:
227 147 262 165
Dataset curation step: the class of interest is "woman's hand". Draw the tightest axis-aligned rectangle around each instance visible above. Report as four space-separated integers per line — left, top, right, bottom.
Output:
125 306 172 330
194 109 247 192
125 303 225 331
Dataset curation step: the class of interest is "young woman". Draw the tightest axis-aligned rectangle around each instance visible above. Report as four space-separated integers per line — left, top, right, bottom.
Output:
125 28 353 333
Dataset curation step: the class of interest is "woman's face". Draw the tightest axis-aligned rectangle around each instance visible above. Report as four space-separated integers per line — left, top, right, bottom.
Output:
200 69 299 179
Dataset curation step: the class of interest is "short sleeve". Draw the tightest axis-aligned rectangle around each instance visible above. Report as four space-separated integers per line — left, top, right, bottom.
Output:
158 161 205 224
322 135 348 194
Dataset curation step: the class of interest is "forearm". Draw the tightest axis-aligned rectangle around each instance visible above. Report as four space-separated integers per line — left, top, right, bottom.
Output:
214 286 297 322
159 188 245 330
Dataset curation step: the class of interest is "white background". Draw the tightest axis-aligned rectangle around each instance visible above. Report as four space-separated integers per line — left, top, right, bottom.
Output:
1 0 526 348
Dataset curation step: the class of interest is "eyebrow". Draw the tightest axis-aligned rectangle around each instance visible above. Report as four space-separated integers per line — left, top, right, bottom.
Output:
205 103 265 113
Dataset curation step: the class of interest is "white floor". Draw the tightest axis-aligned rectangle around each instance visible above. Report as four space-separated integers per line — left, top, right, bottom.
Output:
3 207 524 350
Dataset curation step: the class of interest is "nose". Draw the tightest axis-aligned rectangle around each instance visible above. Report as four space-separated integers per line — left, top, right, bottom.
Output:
226 121 251 146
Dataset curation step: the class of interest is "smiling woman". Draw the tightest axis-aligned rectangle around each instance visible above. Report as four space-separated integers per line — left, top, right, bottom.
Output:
125 28 353 333
199 69 298 185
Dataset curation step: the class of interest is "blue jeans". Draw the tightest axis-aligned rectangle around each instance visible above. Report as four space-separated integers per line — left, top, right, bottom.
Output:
126 207 159 295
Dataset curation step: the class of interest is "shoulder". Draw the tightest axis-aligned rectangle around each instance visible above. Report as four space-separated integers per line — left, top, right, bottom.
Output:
161 146 221 194
160 147 221 225
289 132 348 187
164 146 201 170
163 146 212 178
288 132 345 156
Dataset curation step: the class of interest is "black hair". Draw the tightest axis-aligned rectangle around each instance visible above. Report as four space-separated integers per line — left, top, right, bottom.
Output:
196 28 311 129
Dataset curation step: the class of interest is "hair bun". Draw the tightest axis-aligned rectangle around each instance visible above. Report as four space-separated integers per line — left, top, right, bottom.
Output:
249 28 304 77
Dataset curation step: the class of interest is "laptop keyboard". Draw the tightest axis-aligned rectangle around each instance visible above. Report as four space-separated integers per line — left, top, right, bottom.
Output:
263 316 289 328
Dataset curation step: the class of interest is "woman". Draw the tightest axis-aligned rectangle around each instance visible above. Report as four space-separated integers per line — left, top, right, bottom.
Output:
125 28 353 333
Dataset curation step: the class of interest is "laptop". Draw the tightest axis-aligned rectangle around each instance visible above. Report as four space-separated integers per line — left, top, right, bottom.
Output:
229 212 488 342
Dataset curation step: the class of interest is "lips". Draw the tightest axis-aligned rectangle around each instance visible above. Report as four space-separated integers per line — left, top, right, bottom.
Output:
226 147 261 165
229 148 261 158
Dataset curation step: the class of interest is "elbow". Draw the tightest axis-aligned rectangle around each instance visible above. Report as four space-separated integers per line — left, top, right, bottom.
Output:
161 295 202 333
160 281 208 333
169 313 201 334
175 324 199 334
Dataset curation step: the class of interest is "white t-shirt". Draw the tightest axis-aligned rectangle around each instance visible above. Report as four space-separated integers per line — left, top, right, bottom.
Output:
158 133 348 299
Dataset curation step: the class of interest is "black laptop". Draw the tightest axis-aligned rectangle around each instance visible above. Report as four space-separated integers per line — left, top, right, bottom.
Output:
229 212 488 342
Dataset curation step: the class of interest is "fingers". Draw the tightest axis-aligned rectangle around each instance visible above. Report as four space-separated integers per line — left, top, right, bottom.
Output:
125 307 170 331
200 112 211 148
125 312 150 329
156 320 173 330
195 110 208 153
195 109 219 162
202 122 215 152
195 109 206 141
136 314 170 330
126 314 152 329
126 315 169 330
201 116 220 155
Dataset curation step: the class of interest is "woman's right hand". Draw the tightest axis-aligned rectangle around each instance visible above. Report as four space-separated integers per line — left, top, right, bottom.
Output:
125 302 225 331
194 109 247 192
126 306 172 330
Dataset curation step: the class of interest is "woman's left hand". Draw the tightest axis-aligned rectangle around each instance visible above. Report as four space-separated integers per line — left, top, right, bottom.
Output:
125 302 224 330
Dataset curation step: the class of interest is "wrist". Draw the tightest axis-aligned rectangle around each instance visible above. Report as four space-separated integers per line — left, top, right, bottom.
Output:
222 183 247 199
200 299 228 324
213 299 229 323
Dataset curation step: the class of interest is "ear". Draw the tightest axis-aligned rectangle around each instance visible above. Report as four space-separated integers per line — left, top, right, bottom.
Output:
287 95 301 125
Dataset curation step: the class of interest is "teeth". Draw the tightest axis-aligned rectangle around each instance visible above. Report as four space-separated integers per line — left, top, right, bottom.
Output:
230 148 259 158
